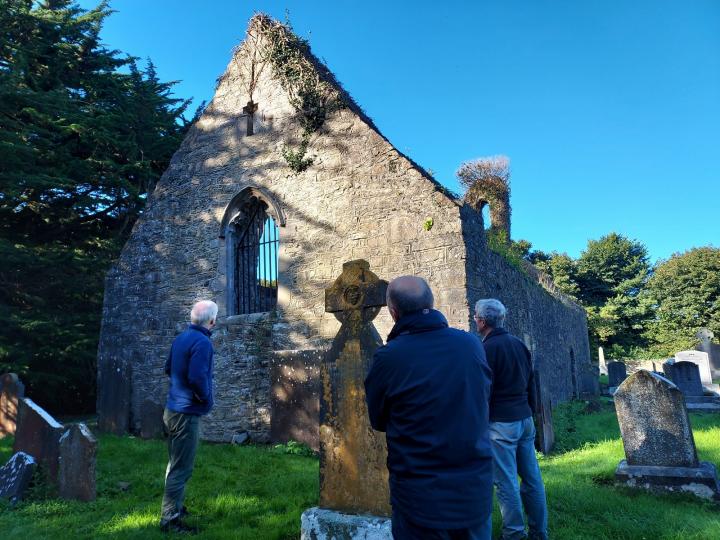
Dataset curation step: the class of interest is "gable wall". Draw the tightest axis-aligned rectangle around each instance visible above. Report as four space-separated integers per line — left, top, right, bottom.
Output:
98 37 471 441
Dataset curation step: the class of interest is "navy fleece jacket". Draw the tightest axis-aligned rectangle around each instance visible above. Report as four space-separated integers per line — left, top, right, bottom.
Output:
364 309 494 529
165 324 214 416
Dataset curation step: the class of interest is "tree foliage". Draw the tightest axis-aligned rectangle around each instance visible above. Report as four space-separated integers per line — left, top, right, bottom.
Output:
643 247 720 355
0 0 192 413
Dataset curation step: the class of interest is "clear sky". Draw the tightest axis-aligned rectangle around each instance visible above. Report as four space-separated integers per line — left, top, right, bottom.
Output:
79 0 720 262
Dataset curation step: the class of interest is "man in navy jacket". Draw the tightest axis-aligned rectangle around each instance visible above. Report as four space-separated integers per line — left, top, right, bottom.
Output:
160 300 217 534
475 298 547 540
365 277 494 540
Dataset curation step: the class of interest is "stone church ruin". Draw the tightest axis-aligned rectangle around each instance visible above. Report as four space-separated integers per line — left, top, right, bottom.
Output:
96 15 592 442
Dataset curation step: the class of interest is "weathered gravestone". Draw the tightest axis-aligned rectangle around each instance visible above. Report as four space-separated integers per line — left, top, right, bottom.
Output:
301 260 392 539
578 364 600 399
607 361 627 391
598 347 607 376
0 452 36 503
139 399 165 440
533 369 555 454
614 370 720 500
663 361 703 397
58 423 97 501
696 328 720 377
97 356 132 435
0 373 25 438
674 351 714 389
13 398 64 484
270 350 323 452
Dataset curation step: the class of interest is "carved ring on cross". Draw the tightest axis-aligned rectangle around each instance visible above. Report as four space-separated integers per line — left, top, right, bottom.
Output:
325 260 388 324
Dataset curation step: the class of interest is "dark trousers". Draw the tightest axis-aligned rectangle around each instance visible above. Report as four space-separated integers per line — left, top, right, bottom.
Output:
392 511 492 540
160 408 200 524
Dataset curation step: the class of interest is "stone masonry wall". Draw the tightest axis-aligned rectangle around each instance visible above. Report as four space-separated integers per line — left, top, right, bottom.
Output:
460 206 592 405
98 32 469 442
97 25 591 441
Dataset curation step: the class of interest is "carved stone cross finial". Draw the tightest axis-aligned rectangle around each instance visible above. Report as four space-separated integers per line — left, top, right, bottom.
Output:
319 259 390 516
242 100 258 136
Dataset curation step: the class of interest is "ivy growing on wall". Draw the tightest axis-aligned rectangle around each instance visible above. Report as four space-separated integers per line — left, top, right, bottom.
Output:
252 15 345 172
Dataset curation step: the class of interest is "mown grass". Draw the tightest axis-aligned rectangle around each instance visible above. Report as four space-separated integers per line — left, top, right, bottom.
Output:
0 403 719 539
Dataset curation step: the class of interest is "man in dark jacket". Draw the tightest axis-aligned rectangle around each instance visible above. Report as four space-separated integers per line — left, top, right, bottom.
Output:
365 276 494 540
475 299 547 540
160 300 217 534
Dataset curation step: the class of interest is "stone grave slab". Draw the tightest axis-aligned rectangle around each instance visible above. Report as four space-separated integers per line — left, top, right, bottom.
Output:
533 369 554 454
301 260 391 539
270 349 323 452
97 356 131 435
13 398 64 483
598 347 607 375
674 351 714 389
0 452 36 503
614 370 720 500
139 400 165 439
663 361 720 411
607 361 627 391
578 364 600 398
696 328 720 377
0 373 25 438
59 423 97 501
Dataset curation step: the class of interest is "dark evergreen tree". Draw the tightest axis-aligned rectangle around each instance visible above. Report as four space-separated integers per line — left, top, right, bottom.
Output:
0 0 192 413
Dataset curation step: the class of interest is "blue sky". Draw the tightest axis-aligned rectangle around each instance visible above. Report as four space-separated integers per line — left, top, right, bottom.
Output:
80 0 720 261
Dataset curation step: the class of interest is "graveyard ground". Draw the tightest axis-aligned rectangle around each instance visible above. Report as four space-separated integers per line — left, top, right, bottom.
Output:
0 402 719 539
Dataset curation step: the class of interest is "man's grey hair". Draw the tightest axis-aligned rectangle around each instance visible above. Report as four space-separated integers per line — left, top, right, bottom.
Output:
475 298 506 328
190 300 218 326
387 276 434 318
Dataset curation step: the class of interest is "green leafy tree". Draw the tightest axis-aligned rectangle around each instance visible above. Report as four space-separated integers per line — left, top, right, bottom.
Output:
643 247 720 355
0 0 192 413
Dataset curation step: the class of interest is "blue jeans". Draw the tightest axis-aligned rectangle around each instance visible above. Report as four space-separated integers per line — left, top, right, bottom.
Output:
392 511 492 540
489 417 548 540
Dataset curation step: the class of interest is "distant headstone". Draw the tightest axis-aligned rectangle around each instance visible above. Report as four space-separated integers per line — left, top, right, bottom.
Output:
139 400 165 439
696 329 720 377
13 398 64 483
97 356 132 435
533 369 555 454
674 351 713 387
607 361 627 389
598 347 607 376
614 370 720 500
0 373 25 438
58 423 97 501
270 350 322 452
0 452 36 503
578 365 600 398
663 361 703 398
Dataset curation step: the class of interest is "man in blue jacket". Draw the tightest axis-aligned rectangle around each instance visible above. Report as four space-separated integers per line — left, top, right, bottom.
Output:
160 300 217 534
365 276 494 540
475 298 547 540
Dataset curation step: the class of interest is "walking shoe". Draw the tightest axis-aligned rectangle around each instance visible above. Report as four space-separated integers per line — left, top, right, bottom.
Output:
160 517 199 534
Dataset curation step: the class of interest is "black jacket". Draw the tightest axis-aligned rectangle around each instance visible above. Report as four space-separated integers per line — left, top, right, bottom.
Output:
364 309 493 529
482 327 536 422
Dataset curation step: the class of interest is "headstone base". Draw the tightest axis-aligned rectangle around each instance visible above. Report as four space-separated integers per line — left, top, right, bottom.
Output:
685 395 720 411
615 460 720 501
300 507 392 540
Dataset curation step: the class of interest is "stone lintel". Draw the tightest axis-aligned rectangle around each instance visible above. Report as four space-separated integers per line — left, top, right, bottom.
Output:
300 507 392 540
615 459 720 501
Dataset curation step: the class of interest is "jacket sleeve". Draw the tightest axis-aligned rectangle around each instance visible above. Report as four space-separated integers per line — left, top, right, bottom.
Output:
187 339 213 403
364 349 390 432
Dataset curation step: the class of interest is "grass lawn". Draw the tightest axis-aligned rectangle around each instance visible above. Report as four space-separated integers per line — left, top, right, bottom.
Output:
0 402 719 539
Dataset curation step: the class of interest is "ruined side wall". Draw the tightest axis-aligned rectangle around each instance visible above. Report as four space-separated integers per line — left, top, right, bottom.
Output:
97 39 468 441
460 206 591 405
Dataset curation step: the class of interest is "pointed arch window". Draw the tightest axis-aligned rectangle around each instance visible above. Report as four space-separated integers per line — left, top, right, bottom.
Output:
221 187 284 315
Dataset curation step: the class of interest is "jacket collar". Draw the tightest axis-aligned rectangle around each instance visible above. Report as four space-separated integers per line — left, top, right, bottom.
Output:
387 308 449 342
189 323 212 337
482 327 507 342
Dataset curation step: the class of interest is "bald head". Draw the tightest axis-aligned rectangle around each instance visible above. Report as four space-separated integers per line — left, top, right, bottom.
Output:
190 300 218 328
387 276 434 321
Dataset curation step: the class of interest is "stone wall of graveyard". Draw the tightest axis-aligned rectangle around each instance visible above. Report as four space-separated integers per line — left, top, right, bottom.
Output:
98 30 591 442
461 206 592 405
